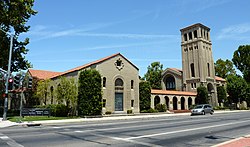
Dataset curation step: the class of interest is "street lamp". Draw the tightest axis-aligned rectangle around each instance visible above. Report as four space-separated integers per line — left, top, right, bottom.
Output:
0 28 14 121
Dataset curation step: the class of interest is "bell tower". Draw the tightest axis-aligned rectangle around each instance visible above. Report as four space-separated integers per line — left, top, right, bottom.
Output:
180 23 218 106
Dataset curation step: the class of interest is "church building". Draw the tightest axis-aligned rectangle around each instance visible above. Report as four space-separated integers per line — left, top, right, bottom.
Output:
151 23 226 111
28 23 226 113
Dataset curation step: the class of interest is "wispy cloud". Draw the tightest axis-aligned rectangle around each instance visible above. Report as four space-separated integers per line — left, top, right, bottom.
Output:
195 0 232 12
27 24 178 41
216 23 250 40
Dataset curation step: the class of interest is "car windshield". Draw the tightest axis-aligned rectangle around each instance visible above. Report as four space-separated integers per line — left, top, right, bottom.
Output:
194 105 203 109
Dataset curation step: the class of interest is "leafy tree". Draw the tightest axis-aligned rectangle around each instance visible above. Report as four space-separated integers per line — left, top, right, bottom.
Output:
139 81 151 112
232 45 250 83
78 69 102 116
196 86 208 104
143 62 163 89
55 77 77 110
35 79 51 105
226 75 249 104
0 0 37 72
215 59 236 78
217 86 227 104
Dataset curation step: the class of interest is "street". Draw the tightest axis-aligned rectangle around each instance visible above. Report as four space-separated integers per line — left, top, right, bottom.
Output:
1 111 250 147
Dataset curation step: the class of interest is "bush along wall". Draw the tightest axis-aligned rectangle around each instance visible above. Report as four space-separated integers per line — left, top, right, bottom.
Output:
78 69 102 116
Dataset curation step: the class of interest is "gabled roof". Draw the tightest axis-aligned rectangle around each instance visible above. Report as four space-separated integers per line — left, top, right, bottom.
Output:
162 67 182 77
50 53 139 79
28 69 62 80
151 89 197 96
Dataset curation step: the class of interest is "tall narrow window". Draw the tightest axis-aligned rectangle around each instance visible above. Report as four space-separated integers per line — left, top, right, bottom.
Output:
103 77 106 87
190 63 195 77
131 80 134 89
207 63 210 77
131 100 134 107
184 33 187 41
194 30 197 38
189 32 192 40
103 99 106 107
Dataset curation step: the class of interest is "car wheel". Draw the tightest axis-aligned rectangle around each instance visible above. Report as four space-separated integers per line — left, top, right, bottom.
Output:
202 111 205 115
210 110 214 115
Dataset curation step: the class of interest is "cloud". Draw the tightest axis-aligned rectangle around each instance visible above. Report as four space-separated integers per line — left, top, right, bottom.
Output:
195 0 232 12
216 23 250 40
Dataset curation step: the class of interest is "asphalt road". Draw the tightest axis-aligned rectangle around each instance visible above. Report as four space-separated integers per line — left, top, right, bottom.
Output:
1 111 250 147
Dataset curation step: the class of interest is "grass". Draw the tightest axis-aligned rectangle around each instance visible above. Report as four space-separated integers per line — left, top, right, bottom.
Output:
8 116 79 122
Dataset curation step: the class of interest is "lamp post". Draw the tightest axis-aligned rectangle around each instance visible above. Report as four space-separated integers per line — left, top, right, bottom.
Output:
0 28 14 121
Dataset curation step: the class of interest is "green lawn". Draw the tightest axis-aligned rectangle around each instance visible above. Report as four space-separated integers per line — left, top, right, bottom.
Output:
8 116 79 122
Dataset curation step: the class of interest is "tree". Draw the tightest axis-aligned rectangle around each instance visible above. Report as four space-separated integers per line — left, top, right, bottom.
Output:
143 62 163 89
226 75 249 104
217 86 227 104
55 77 77 109
232 45 250 83
215 59 236 79
139 81 151 112
0 0 37 72
196 86 208 104
78 69 102 116
35 79 51 105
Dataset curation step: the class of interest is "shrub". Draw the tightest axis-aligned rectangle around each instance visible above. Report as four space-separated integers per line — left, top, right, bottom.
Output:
127 109 133 114
155 104 167 112
35 104 69 117
105 111 112 115
147 108 158 113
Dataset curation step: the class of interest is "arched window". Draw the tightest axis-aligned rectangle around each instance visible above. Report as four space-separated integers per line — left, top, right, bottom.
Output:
103 77 106 87
50 86 54 104
166 76 176 90
131 80 134 89
115 78 123 91
207 63 210 77
190 63 195 77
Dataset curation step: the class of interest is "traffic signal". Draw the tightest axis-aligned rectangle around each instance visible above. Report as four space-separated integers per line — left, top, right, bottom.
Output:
28 76 32 89
14 75 20 89
8 78 13 90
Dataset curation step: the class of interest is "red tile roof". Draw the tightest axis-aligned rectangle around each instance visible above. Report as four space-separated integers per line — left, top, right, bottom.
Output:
215 76 226 82
168 68 183 73
151 89 197 96
50 53 139 79
28 69 62 80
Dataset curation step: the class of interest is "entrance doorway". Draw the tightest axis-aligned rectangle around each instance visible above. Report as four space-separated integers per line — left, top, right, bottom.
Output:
115 93 123 111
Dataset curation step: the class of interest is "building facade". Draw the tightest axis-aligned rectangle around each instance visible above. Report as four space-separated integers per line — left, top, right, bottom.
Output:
151 23 226 110
29 53 140 114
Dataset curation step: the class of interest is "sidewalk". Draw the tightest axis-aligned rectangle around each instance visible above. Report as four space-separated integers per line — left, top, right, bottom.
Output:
212 135 250 147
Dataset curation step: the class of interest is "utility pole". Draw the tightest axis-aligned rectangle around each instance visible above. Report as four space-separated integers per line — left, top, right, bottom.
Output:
1 28 14 121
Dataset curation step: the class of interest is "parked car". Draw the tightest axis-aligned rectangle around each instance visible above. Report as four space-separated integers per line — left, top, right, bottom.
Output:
191 104 214 116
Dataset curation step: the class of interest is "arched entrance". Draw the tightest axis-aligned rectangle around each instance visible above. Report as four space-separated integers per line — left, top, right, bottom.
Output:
207 83 214 104
165 96 169 110
188 97 192 109
173 96 178 110
181 97 185 110
154 96 160 107
115 78 124 111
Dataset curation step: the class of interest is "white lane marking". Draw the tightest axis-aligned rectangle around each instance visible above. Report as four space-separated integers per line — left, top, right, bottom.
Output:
90 132 163 147
74 130 83 133
0 134 24 147
60 118 210 135
125 119 250 140
48 116 199 129
52 127 62 129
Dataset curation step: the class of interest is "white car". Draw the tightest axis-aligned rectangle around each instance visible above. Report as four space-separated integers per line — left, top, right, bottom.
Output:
191 104 214 116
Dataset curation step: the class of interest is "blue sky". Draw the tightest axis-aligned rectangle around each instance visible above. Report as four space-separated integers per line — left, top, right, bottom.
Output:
20 0 250 76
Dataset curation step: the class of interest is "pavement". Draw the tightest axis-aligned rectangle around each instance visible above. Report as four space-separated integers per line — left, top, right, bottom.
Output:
1 110 250 147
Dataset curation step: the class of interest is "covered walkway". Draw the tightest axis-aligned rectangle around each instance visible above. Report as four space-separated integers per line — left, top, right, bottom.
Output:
151 89 197 110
